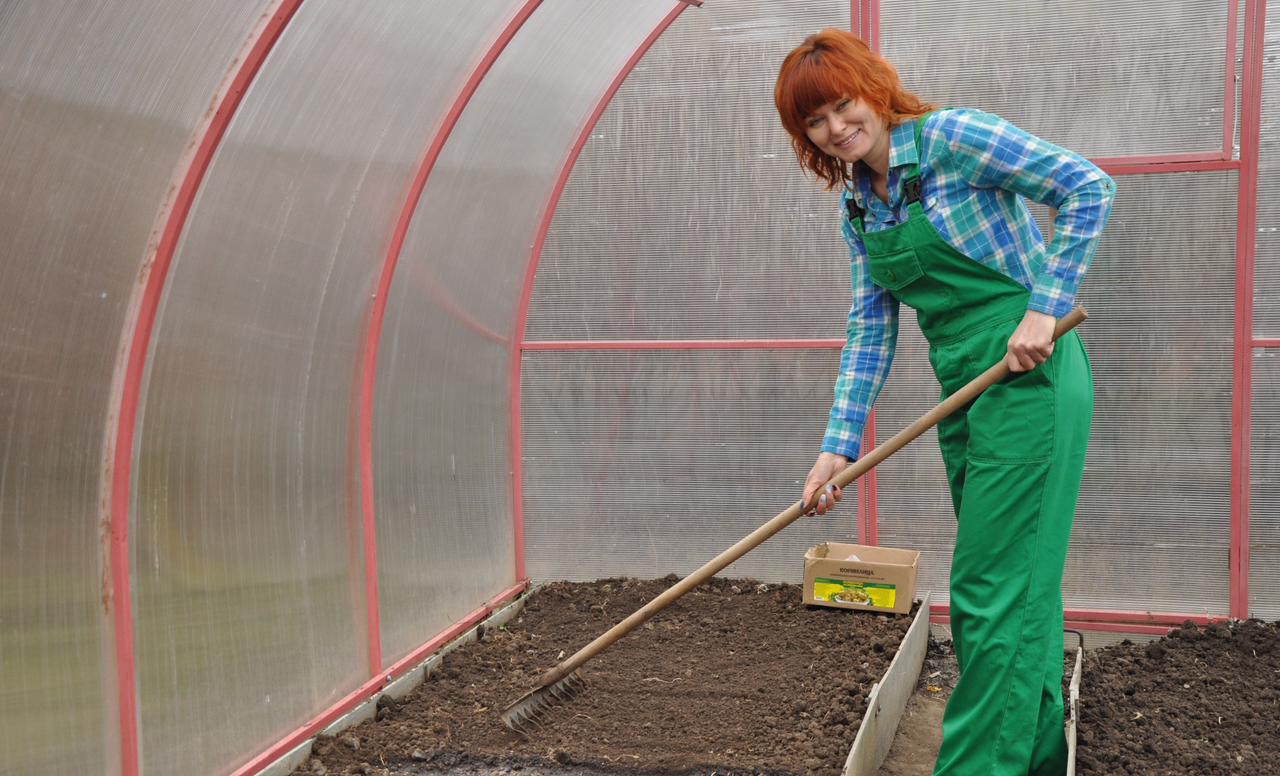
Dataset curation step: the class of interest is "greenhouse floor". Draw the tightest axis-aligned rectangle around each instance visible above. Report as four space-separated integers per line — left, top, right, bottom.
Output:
290 580 1280 776
294 577 915 776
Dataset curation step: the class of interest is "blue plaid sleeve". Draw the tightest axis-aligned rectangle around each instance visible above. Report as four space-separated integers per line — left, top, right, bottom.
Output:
933 110 1116 318
822 206 899 460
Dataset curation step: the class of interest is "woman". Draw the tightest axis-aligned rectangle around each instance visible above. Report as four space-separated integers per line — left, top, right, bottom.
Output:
774 29 1114 776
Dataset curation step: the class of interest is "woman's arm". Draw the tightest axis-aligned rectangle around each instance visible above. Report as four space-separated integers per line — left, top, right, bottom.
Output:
933 109 1115 317
805 213 900 514
932 109 1115 369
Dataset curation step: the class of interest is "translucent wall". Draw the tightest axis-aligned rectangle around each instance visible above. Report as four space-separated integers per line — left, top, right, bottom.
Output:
1256 355 1280 621
0 3 275 774
880 0 1231 157
522 0 1276 621
1249 16 1279 620
376 0 682 634
874 1 1248 614
523 0 859 583
130 2 527 773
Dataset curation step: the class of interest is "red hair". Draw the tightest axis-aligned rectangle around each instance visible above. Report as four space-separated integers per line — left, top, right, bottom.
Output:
775 29 936 189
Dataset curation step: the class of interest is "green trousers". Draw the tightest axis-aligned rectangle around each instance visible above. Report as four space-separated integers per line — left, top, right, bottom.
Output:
931 322 1092 775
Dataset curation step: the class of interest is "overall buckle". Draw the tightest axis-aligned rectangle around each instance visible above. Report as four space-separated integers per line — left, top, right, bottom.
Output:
845 196 865 225
902 177 922 205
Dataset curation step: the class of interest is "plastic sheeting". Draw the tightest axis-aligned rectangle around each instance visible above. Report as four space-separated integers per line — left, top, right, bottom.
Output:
880 0 1233 158
524 0 1250 617
523 349 862 583
1256 17 1279 335
129 2 530 774
0 2 275 774
1252 352 1280 620
374 0 683 661
521 0 856 585
526 0 857 342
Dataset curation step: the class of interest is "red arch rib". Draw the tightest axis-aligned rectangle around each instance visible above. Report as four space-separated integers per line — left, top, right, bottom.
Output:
101 3 306 775
356 0 545 677
509 1 699 582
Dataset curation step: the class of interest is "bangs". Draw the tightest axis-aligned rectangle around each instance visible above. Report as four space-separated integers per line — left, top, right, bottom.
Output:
777 52 855 128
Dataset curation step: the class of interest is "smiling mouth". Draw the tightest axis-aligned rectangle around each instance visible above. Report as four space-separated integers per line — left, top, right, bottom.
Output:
835 129 861 149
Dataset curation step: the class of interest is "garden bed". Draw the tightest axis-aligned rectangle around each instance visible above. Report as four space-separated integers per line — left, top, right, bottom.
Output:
1077 619 1280 775
294 577 919 776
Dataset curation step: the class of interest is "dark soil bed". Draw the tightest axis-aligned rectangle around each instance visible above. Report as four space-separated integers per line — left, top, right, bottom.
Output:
1078 619 1280 775
296 577 916 776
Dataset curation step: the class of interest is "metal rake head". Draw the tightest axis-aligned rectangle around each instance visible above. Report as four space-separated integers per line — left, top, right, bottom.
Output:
499 671 587 733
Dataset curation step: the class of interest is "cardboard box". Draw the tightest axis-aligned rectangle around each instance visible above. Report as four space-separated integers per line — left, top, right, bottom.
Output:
803 542 920 614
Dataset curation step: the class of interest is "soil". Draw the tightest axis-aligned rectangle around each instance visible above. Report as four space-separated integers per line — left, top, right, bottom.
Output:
1077 619 1280 775
294 577 917 776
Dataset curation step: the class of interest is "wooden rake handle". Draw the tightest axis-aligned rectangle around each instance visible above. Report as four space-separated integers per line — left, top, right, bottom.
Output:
535 307 1088 688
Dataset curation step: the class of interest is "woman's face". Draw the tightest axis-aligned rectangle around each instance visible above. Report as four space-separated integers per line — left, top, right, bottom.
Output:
804 96 888 167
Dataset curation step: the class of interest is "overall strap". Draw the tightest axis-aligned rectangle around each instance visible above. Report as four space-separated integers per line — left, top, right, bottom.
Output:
902 111 934 204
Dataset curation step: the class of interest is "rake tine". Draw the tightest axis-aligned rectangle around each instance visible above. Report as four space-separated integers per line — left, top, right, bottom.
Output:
500 671 587 732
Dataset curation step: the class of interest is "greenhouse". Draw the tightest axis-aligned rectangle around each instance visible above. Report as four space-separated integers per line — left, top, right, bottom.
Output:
1 1 1276 774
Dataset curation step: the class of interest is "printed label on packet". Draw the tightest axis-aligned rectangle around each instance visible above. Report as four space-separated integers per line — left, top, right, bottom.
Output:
813 578 896 608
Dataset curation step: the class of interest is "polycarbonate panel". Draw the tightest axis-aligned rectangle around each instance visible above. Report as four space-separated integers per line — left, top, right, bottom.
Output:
0 2 273 774
527 0 854 342
375 0 683 662
881 0 1230 158
1251 351 1280 619
877 173 1238 614
1255 17 1279 335
132 2 521 774
522 349 861 583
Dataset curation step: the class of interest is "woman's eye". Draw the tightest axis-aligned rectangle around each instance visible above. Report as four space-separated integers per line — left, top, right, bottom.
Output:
836 100 850 110
807 117 823 128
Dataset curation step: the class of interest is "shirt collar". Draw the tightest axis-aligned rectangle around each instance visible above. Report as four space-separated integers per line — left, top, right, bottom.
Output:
847 120 920 210
887 120 919 169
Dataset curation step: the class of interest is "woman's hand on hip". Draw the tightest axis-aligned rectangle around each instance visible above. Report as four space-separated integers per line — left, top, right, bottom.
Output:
802 452 848 516
1006 309 1057 372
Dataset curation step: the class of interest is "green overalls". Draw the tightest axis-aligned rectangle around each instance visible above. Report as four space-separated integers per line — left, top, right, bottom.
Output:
847 116 1093 776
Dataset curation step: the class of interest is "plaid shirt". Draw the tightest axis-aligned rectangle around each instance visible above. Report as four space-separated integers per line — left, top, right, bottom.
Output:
822 108 1115 460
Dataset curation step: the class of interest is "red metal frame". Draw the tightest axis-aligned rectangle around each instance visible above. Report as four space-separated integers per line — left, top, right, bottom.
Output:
510 1 696 583
930 603 1227 632
523 338 843 351
1096 157 1241 176
227 582 527 776
358 0 544 678
1230 0 1267 620
929 613 1198 638
857 413 878 545
1090 153 1238 176
860 2 882 550
1255 338 1280 348
101 4 305 775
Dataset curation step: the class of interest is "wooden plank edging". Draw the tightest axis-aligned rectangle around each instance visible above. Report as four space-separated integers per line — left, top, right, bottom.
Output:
842 590 932 775
1066 644 1083 775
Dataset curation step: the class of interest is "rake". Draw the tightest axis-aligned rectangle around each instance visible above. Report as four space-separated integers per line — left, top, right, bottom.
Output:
500 308 1088 733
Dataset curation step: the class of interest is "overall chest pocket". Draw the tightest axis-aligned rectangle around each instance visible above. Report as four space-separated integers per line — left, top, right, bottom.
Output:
868 247 925 291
